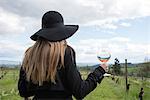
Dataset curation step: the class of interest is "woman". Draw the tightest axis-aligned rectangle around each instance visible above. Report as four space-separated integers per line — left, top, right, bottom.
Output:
139 88 144 100
18 11 106 100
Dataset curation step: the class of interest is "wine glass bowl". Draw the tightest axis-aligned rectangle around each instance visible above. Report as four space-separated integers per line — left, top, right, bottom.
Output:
97 50 111 63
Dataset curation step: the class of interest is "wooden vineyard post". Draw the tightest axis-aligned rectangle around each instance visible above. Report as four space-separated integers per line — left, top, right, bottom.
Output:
125 59 128 92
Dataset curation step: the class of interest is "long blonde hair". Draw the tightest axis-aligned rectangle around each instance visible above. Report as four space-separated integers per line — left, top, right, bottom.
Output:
22 39 67 85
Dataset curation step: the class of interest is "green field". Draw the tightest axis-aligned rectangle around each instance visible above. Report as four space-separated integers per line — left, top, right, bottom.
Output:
0 69 150 100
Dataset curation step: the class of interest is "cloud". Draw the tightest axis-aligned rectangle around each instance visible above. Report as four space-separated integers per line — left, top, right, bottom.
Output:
0 0 149 63
120 22 131 27
0 0 150 29
110 37 130 42
0 8 25 35
0 7 40 36
0 0 42 18
0 40 27 60
0 37 36 61
71 37 149 63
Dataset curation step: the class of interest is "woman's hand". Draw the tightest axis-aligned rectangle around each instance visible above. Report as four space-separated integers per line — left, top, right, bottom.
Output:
100 63 108 72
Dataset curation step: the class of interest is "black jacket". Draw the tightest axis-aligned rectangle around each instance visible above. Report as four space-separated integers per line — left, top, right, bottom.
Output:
18 46 105 100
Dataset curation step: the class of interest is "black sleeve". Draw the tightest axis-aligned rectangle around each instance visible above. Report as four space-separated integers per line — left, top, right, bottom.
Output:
18 67 37 97
64 46 105 99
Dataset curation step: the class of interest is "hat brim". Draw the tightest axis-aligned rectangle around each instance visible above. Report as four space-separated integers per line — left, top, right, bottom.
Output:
30 25 79 42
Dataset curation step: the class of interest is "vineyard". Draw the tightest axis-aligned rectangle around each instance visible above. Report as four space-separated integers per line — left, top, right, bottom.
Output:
0 68 150 100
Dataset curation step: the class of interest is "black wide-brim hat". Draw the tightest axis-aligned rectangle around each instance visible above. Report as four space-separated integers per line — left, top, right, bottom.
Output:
30 11 79 42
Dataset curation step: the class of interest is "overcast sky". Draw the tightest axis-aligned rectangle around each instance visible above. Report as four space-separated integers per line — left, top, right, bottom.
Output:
0 0 150 64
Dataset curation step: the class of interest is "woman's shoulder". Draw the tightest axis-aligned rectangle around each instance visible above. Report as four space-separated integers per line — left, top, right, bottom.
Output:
65 45 75 55
64 45 76 65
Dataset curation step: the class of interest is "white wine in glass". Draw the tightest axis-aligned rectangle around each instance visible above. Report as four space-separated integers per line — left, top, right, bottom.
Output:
97 49 111 73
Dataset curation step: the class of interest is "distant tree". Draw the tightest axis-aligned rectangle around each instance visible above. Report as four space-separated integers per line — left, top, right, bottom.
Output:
112 58 121 75
138 62 150 78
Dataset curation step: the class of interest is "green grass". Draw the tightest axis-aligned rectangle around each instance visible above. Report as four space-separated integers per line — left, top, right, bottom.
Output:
0 69 22 100
85 78 123 100
0 69 150 100
83 72 150 100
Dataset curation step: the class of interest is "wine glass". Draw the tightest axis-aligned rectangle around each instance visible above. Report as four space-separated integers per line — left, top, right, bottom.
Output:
97 49 111 75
